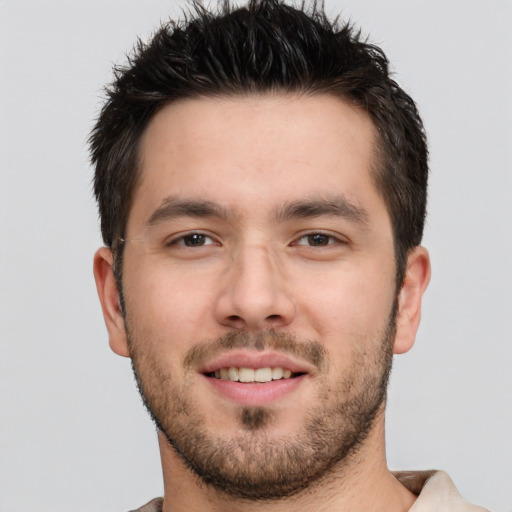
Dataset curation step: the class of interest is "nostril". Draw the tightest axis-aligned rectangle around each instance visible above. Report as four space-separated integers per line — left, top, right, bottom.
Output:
225 315 247 328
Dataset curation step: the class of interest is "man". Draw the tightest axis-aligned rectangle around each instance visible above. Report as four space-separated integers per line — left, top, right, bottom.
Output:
90 1 489 510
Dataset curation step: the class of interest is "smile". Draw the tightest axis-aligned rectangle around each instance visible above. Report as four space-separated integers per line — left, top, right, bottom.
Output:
199 351 313 404
207 367 301 382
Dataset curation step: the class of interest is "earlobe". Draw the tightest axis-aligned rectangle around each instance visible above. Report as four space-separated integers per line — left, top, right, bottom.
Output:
393 246 431 355
93 247 130 357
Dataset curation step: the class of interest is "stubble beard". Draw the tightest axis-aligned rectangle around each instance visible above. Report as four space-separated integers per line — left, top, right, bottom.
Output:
127 319 395 501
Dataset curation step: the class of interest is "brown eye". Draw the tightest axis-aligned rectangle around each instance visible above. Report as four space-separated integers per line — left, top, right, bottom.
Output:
294 233 337 247
307 234 331 246
166 233 217 248
183 234 208 246
292 232 348 249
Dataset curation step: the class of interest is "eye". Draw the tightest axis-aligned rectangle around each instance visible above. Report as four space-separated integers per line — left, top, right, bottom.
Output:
166 232 218 248
294 233 343 247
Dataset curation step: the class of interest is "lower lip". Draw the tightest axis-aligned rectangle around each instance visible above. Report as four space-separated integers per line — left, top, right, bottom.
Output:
204 375 307 406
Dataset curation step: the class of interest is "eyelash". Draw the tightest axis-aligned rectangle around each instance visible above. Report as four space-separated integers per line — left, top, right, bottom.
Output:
165 232 218 248
292 232 346 248
165 231 346 249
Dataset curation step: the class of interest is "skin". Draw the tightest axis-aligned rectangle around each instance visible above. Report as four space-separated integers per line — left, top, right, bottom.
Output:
94 94 431 511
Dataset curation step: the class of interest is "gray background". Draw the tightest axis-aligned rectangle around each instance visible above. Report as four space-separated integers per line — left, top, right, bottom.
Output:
1 1 510 510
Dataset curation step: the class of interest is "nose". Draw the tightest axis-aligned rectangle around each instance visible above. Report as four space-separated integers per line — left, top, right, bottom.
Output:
214 244 296 331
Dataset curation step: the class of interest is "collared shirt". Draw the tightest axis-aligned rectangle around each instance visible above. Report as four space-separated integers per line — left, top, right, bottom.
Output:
394 470 490 511
129 470 490 511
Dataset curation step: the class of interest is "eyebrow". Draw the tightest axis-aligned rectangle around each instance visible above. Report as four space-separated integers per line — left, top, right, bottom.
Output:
146 196 233 227
146 194 369 228
274 195 369 226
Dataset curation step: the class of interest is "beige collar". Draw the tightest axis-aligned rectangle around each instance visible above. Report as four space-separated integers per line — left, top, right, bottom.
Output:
393 470 490 511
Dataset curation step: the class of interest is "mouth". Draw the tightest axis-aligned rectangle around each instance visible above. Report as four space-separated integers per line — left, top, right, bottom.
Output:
205 366 305 383
199 352 312 406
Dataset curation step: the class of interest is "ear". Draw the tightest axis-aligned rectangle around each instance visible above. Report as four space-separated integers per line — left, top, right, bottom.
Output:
93 247 130 357
393 246 431 355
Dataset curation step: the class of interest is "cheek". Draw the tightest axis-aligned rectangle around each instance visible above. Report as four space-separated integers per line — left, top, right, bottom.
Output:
296 261 396 343
123 263 217 354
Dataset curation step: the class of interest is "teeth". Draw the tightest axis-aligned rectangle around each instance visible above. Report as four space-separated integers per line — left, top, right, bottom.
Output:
271 367 283 380
239 368 255 382
212 366 296 382
255 367 272 382
228 367 239 382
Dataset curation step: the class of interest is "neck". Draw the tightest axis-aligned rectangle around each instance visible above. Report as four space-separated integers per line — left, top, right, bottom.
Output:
158 415 417 512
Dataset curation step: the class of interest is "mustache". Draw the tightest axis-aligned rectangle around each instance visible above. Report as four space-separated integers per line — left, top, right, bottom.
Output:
183 330 326 371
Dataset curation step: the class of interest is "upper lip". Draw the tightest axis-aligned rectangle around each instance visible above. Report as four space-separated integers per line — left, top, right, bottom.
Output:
198 350 317 375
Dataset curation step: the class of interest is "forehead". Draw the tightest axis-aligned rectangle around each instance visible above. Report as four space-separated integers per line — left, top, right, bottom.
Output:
130 93 384 230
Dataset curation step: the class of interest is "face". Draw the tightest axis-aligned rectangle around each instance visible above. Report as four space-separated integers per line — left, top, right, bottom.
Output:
96 94 426 499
